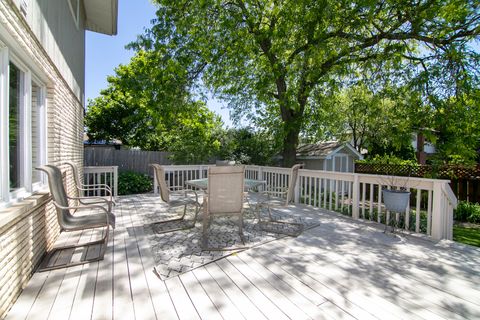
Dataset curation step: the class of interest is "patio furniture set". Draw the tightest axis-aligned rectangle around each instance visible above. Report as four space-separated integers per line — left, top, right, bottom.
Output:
36 162 304 270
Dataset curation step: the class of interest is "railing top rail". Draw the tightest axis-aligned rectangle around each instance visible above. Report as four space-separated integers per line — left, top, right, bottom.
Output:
84 166 117 173
298 169 355 181
246 165 292 173
162 165 213 170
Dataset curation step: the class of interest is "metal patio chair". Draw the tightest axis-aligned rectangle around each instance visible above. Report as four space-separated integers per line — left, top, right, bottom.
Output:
149 164 200 233
36 165 115 271
202 165 247 250
64 161 115 211
249 163 304 236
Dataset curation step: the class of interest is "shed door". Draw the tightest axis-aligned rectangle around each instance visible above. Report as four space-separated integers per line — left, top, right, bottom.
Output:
333 155 349 172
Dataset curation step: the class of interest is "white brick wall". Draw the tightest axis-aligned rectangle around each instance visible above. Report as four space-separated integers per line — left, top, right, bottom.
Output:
0 2 85 318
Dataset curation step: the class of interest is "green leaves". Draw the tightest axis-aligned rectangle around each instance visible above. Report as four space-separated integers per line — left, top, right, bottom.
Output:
85 49 223 163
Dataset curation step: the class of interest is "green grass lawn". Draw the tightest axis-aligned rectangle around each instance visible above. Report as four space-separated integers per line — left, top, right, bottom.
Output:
453 225 480 247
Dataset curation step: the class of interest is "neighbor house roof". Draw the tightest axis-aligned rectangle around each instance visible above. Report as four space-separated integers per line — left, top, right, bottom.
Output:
84 0 118 35
296 141 363 160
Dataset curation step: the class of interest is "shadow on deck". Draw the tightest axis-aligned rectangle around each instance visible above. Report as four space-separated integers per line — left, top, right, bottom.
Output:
6 193 480 320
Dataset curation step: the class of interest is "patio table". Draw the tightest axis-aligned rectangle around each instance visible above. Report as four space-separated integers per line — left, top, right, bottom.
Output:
185 178 266 191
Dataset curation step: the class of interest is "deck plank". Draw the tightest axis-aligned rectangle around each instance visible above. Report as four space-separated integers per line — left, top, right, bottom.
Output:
121 205 158 320
191 266 244 320
111 205 136 320
241 250 327 306
4 271 50 320
179 271 223 320
164 276 199 320
281 223 480 318
259 231 477 319
235 252 330 320
130 197 179 320
227 255 312 320
215 258 289 320
48 229 94 320
204 262 268 320
91 230 114 320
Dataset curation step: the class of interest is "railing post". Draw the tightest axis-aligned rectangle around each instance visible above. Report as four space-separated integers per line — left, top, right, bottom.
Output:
431 181 446 240
113 166 118 197
352 174 359 219
294 172 301 204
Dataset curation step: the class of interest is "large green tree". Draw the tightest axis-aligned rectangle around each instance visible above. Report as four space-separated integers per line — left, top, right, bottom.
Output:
133 0 479 166
85 50 223 164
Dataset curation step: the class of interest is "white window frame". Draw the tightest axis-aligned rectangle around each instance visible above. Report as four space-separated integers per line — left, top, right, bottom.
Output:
31 82 47 192
0 46 47 206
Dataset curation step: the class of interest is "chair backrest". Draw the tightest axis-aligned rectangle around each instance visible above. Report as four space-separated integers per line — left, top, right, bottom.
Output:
149 164 170 202
64 161 81 188
36 165 75 230
285 163 303 206
207 165 245 214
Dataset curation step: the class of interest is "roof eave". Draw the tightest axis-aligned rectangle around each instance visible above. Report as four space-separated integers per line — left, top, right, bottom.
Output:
84 0 118 36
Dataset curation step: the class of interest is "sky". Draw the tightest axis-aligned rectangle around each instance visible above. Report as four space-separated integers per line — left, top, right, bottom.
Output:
85 0 232 127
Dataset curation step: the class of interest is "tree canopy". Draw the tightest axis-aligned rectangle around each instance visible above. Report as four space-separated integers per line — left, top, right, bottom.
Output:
130 0 479 166
85 50 223 164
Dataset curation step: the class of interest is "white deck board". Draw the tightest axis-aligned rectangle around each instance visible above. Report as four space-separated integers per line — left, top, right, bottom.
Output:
191 266 244 320
130 197 179 320
228 254 314 320
5 194 480 320
178 271 223 320
204 262 268 320
235 253 327 319
215 258 290 320
164 276 200 320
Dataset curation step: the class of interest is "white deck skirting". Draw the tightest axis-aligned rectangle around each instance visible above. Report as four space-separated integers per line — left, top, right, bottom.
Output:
6 194 480 320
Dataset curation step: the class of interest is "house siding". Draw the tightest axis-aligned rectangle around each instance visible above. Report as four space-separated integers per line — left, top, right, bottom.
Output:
0 1 85 318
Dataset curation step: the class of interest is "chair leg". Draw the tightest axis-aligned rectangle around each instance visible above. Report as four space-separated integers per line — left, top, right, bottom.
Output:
202 211 210 249
37 226 109 272
257 205 304 237
238 214 246 244
202 213 250 251
152 203 199 234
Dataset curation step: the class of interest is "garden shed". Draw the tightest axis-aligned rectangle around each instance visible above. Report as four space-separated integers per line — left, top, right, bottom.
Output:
296 141 363 172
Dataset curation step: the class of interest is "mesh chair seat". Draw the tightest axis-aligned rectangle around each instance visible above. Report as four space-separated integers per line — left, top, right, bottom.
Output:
149 164 200 233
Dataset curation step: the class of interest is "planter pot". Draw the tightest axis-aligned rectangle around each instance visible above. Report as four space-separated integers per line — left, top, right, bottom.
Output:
382 189 410 213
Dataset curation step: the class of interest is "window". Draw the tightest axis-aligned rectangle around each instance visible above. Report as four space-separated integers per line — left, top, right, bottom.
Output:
0 47 47 205
9 62 22 191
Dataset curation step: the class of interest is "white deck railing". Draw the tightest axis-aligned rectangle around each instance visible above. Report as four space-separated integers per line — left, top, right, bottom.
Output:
83 166 118 197
159 165 457 240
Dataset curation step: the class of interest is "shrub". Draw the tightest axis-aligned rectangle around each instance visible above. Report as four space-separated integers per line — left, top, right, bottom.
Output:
356 154 418 166
118 171 153 195
454 201 480 223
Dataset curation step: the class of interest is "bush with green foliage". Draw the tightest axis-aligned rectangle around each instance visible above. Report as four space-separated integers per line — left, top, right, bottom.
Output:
454 201 480 224
118 171 153 195
357 154 418 166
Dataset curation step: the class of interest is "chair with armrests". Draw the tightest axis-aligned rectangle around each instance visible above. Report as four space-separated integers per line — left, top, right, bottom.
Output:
64 161 115 211
249 163 304 236
202 165 247 250
36 165 115 271
149 164 200 233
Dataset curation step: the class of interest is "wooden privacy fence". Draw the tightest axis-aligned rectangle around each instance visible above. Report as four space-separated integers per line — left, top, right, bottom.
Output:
84 147 172 175
355 163 480 203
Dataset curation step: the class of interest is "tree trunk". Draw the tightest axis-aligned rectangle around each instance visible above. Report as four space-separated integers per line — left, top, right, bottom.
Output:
282 124 300 167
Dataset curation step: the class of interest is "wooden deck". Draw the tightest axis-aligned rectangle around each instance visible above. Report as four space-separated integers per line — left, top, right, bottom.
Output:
6 194 480 320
